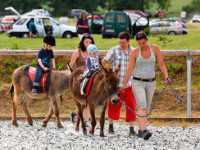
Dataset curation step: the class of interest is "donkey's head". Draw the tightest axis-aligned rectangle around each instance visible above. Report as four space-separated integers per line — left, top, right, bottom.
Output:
100 63 121 106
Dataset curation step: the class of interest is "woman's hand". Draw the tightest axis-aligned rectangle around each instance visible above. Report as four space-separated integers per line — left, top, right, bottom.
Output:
166 76 171 83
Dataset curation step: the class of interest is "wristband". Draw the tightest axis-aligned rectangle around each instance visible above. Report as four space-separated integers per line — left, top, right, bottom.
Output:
42 67 45 70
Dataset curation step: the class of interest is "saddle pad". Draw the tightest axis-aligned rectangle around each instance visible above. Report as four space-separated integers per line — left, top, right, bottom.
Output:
80 72 97 96
24 66 51 93
28 67 48 86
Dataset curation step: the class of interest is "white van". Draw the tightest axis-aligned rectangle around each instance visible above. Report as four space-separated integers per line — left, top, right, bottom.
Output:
6 7 77 38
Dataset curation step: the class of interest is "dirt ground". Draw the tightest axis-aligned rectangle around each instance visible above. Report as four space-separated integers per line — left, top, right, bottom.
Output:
0 55 200 118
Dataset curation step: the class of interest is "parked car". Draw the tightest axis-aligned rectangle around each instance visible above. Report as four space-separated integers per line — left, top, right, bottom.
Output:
102 11 149 38
150 21 185 35
123 10 146 17
102 11 132 38
154 11 166 18
59 17 69 25
144 11 152 18
23 9 51 17
87 15 104 34
1 15 19 24
192 15 200 23
5 7 77 38
150 18 187 35
68 9 84 18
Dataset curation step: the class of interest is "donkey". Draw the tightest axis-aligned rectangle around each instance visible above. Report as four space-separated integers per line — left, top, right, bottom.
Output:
7 65 72 128
69 63 120 137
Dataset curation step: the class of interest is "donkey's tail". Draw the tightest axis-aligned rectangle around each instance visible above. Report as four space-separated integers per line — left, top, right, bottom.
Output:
7 84 14 101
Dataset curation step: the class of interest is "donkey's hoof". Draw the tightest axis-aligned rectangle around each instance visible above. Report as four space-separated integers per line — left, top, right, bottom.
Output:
83 129 87 135
42 123 47 127
89 129 94 134
57 123 64 128
100 133 106 137
28 123 33 126
75 127 79 132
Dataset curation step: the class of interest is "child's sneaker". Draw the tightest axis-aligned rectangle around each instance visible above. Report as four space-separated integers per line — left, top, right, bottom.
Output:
78 75 83 82
32 89 37 96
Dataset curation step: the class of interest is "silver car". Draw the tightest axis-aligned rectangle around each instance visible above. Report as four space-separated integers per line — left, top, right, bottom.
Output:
150 21 184 35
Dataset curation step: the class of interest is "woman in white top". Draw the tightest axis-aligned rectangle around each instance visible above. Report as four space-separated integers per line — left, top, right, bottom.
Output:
121 31 170 140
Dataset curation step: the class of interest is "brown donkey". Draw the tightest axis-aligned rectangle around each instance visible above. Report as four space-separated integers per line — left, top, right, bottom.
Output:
7 65 72 128
69 64 120 137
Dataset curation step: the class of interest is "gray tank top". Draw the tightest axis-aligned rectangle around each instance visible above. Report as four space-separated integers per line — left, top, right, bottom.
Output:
75 49 87 68
133 45 156 78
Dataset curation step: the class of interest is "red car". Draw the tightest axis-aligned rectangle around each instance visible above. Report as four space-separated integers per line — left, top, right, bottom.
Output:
1 15 19 24
154 11 166 18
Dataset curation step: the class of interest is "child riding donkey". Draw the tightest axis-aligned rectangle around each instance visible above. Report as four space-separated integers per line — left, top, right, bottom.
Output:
80 44 102 94
32 35 56 96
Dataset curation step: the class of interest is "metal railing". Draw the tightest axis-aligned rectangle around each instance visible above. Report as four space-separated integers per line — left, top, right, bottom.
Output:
1 49 200 117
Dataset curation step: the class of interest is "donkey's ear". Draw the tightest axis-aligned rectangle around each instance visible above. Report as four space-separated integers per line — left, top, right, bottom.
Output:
114 64 121 75
67 63 73 72
99 61 108 73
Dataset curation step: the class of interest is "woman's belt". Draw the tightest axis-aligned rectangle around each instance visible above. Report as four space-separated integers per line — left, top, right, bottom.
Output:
133 77 155 82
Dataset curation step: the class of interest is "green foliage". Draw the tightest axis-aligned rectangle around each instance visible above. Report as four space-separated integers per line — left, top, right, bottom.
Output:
57 63 64 71
192 70 200 75
0 68 4 74
0 81 2 86
11 43 20 50
3 59 11 66
16 61 28 67
166 64 184 78
8 75 12 83
0 0 171 16
40 1 54 12
182 0 200 16
31 59 37 66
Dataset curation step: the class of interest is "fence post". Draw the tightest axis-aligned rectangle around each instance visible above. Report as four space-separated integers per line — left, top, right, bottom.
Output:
186 55 192 117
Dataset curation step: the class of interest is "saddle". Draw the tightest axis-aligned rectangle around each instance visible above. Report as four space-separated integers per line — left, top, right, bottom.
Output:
24 66 51 93
80 71 98 96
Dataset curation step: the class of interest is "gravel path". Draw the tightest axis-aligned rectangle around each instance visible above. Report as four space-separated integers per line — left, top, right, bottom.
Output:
0 120 199 150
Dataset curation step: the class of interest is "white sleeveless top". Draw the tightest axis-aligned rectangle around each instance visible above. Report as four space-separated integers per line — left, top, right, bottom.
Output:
133 45 156 78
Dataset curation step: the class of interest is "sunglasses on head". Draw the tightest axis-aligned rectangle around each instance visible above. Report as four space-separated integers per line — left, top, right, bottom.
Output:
84 35 93 39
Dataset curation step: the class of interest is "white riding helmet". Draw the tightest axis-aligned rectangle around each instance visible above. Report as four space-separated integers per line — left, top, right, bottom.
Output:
87 44 98 54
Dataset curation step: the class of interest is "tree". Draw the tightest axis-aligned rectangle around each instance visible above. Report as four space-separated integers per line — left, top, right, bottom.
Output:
183 0 200 15
103 0 171 12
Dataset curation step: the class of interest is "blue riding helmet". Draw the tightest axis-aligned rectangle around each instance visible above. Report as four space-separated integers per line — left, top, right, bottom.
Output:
87 44 98 54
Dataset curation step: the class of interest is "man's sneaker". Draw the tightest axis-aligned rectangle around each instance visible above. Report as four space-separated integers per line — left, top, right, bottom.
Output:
32 89 37 96
71 112 77 123
108 124 115 134
85 121 91 128
138 130 152 140
129 127 138 136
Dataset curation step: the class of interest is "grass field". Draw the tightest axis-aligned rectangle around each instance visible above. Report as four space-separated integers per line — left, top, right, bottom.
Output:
0 23 200 50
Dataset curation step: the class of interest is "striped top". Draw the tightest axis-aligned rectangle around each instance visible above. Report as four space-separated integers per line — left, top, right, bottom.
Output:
133 45 156 78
